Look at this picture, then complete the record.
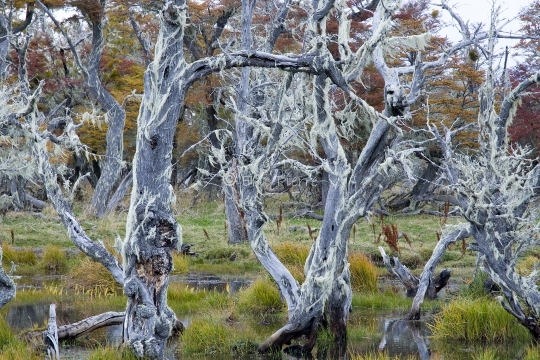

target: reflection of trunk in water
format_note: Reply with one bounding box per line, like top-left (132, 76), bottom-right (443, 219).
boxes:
top-left (378, 319), bottom-right (430, 360)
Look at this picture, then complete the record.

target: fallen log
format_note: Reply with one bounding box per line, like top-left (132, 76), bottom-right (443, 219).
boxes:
top-left (24, 312), bottom-right (185, 342)
top-left (25, 311), bottom-right (124, 342)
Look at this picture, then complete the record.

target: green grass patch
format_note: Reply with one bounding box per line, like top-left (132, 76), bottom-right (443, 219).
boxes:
top-left (350, 352), bottom-right (416, 360)
top-left (1, 243), bottom-right (37, 265)
top-left (0, 317), bottom-right (40, 360)
top-left (168, 283), bottom-right (231, 314)
top-left (180, 316), bottom-right (259, 356)
top-left (273, 241), bottom-right (311, 266)
top-left (273, 241), bottom-right (311, 282)
top-left (172, 253), bottom-right (189, 274)
top-left (204, 247), bottom-right (250, 260)
top-left (352, 291), bottom-right (443, 312)
top-left (431, 297), bottom-right (531, 342)
top-left (64, 257), bottom-right (121, 294)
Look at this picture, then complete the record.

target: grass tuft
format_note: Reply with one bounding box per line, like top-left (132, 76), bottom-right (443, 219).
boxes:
top-left (204, 247), bottom-right (250, 261)
top-left (431, 297), bottom-right (530, 342)
top-left (349, 251), bottom-right (377, 293)
top-left (1, 243), bottom-right (37, 266)
top-left (181, 316), bottom-right (260, 357)
top-left (236, 278), bottom-right (284, 317)
top-left (0, 318), bottom-right (40, 360)
top-left (41, 244), bottom-right (67, 274)
top-left (168, 283), bottom-right (231, 313)
top-left (181, 317), bottom-right (230, 355)
top-left (273, 241), bottom-right (311, 282)
top-left (64, 257), bottom-right (121, 295)
top-left (350, 351), bottom-right (417, 360)
top-left (273, 241), bottom-right (310, 266)
top-left (172, 253), bottom-right (189, 274)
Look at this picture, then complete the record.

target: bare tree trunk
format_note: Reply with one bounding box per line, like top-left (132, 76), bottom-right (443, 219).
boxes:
top-left (0, 4), bottom-right (34, 81)
top-left (104, 170), bottom-right (133, 215)
top-left (224, 180), bottom-right (248, 244)
top-left (85, 3), bottom-right (126, 218)
top-left (44, 304), bottom-right (60, 360)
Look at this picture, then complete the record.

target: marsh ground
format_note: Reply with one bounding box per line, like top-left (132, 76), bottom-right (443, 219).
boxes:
top-left (0, 190), bottom-right (536, 359)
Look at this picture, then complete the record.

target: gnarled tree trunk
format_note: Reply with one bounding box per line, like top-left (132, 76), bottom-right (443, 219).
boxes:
top-left (121, 2), bottom-right (186, 357)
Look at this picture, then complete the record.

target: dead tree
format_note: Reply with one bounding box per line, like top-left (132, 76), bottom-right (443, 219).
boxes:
top-left (210, 0), bottom-right (519, 352)
top-left (38, 0), bottom-right (127, 218)
top-left (422, 3), bottom-right (540, 337)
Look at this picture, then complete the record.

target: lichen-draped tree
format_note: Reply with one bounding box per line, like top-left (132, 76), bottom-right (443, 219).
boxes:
top-left (182, 2), bottom-right (248, 243)
top-left (37, 0), bottom-right (126, 218)
top-left (218, 0), bottom-right (521, 351)
top-left (118, 0), bottom-right (342, 356)
top-left (223, 0), bottom-right (427, 352)
top-left (401, 1), bottom-right (540, 321)
top-left (423, 6), bottom-right (540, 337)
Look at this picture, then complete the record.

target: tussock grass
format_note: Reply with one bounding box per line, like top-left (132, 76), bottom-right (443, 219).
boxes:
top-left (522, 345), bottom-right (540, 360)
top-left (1, 243), bottom-right (37, 265)
top-left (431, 297), bottom-right (530, 342)
top-left (172, 252), bottom-right (189, 274)
top-left (204, 247), bottom-right (250, 260)
top-left (273, 241), bottom-right (311, 282)
top-left (273, 241), bottom-right (311, 266)
top-left (0, 318), bottom-right (40, 360)
top-left (41, 244), bottom-right (67, 274)
top-left (472, 348), bottom-right (498, 360)
top-left (349, 251), bottom-right (378, 293)
top-left (235, 277), bottom-right (284, 317)
top-left (517, 255), bottom-right (539, 276)
top-left (181, 317), bottom-right (229, 355)
top-left (64, 257), bottom-right (121, 294)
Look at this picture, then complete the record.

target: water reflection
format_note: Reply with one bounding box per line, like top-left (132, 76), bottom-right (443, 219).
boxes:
top-left (12, 275), bottom-right (62, 290)
top-left (169, 274), bottom-right (250, 293)
top-left (378, 319), bottom-right (430, 360)
top-left (7, 302), bottom-right (80, 331)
